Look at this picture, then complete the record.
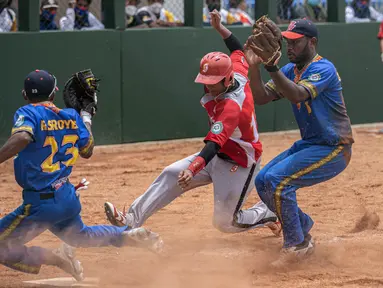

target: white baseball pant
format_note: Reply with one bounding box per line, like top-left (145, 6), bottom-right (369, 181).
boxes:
top-left (127, 154), bottom-right (277, 233)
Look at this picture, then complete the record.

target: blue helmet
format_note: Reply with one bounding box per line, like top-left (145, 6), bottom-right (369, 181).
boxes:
top-left (23, 69), bottom-right (58, 100)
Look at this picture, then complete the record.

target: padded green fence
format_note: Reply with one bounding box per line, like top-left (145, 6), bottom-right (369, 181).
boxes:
top-left (0, 22), bottom-right (381, 145)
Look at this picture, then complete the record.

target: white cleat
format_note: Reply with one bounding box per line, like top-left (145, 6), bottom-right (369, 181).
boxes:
top-left (123, 227), bottom-right (164, 254)
top-left (104, 202), bottom-right (134, 227)
top-left (52, 243), bottom-right (84, 282)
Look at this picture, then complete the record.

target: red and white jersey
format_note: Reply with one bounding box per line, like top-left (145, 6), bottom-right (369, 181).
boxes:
top-left (201, 50), bottom-right (262, 168)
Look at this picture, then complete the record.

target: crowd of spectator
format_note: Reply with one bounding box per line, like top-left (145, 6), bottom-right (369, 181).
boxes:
top-left (276, 0), bottom-right (327, 23)
top-left (39, 0), bottom-right (104, 31)
top-left (0, 0), bottom-right (383, 32)
top-left (1, 0), bottom-right (382, 63)
top-left (130, 0), bottom-right (183, 28)
top-left (345, 0), bottom-right (383, 23)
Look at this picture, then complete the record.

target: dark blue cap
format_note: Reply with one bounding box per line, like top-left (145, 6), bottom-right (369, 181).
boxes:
top-left (24, 69), bottom-right (58, 99)
top-left (282, 18), bottom-right (318, 39)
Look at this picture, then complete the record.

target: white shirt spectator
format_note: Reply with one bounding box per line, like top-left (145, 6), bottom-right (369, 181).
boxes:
top-left (0, 7), bottom-right (16, 32)
top-left (60, 8), bottom-right (104, 31)
top-left (345, 5), bottom-right (383, 23)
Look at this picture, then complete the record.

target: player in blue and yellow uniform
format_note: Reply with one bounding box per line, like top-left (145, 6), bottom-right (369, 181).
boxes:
top-left (0, 70), bottom-right (163, 281)
top-left (245, 19), bottom-right (354, 266)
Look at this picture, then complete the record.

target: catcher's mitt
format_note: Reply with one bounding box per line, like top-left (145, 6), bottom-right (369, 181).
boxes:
top-left (63, 69), bottom-right (100, 116)
top-left (248, 15), bottom-right (282, 66)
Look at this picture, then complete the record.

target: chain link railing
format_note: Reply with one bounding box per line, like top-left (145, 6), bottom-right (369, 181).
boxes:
top-left (2, 0), bottom-right (383, 32)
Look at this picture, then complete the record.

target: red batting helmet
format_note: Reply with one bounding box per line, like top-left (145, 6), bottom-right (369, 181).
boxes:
top-left (195, 52), bottom-right (234, 87)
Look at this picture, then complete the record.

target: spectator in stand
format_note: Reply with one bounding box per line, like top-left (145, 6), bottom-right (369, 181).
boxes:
top-left (228, 0), bottom-right (254, 26)
top-left (0, 0), bottom-right (16, 32)
top-left (203, 0), bottom-right (241, 25)
top-left (40, 0), bottom-right (59, 31)
top-left (346, 0), bottom-right (383, 23)
top-left (136, 0), bottom-right (183, 28)
top-left (125, 0), bottom-right (148, 28)
top-left (276, 0), bottom-right (305, 24)
top-left (60, 0), bottom-right (104, 31)
top-left (304, 0), bottom-right (327, 22)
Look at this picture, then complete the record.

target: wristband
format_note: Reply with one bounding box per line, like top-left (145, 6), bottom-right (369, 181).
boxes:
top-left (80, 110), bottom-right (92, 125)
top-left (187, 156), bottom-right (206, 176)
top-left (264, 65), bottom-right (280, 72)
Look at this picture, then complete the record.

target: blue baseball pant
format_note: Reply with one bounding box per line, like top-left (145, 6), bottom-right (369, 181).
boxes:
top-left (255, 140), bottom-right (351, 248)
top-left (0, 182), bottom-right (127, 274)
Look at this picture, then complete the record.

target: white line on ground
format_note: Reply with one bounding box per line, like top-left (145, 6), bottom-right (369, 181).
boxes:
top-left (23, 277), bottom-right (99, 287)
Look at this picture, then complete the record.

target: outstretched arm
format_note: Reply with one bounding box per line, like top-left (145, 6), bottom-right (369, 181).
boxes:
top-left (210, 10), bottom-right (243, 53)
top-left (267, 70), bottom-right (310, 104)
top-left (0, 132), bottom-right (32, 164)
top-left (244, 39), bottom-right (280, 105)
top-left (78, 111), bottom-right (94, 159)
top-left (247, 58), bottom-right (309, 105)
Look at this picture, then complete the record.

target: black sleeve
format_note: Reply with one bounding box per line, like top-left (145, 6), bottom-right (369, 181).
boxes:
top-left (199, 140), bottom-right (221, 165)
top-left (224, 33), bottom-right (243, 53)
top-left (137, 11), bottom-right (153, 25)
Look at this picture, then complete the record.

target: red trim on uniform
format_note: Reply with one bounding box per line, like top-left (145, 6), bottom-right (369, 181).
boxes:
top-left (32, 102), bottom-right (61, 114)
top-left (188, 156), bottom-right (206, 176)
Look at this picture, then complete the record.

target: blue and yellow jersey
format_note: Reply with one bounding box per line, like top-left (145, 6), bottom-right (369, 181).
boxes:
top-left (266, 55), bottom-right (354, 146)
top-left (11, 102), bottom-right (92, 191)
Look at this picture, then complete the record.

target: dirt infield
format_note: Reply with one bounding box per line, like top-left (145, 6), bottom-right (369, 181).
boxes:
top-left (1, 127), bottom-right (383, 288)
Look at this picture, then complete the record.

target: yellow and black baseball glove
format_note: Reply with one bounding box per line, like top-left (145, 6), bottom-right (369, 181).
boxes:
top-left (63, 69), bottom-right (100, 116)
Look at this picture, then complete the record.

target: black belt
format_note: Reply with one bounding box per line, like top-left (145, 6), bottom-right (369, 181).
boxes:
top-left (39, 193), bottom-right (54, 200)
top-left (217, 153), bottom-right (237, 164)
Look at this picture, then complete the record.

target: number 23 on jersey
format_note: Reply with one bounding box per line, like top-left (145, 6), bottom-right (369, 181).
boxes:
top-left (41, 135), bottom-right (79, 173)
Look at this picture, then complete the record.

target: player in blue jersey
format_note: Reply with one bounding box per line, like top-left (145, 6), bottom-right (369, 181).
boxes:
top-left (0, 69), bottom-right (163, 281)
top-left (244, 19), bottom-right (354, 266)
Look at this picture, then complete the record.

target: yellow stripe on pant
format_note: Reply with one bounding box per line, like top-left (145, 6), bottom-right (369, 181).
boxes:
top-left (0, 204), bottom-right (31, 241)
top-left (0, 204), bottom-right (41, 273)
top-left (274, 145), bottom-right (344, 223)
top-left (6, 262), bottom-right (40, 274)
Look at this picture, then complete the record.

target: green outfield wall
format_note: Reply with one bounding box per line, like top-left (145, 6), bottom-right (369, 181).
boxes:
top-left (0, 22), bottom-right (381, 144)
